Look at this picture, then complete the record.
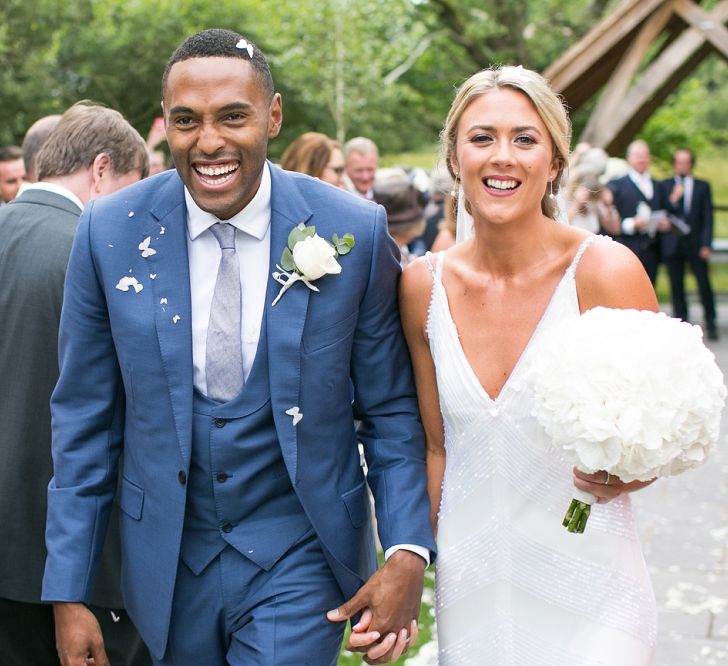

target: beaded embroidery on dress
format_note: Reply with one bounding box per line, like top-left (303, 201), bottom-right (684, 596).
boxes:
top-left (426, 236), bottom-right (657, 666)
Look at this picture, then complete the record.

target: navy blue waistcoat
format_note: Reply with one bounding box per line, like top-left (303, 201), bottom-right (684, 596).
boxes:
top-left (180, 323), bottom-right (311, 575)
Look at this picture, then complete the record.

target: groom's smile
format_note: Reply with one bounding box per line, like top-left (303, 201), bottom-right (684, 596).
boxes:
top-left (162, 56), bottom-right (282, 220)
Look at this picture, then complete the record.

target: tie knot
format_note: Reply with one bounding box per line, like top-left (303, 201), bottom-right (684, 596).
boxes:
top-left (209, 223), bottom-right (236, 250)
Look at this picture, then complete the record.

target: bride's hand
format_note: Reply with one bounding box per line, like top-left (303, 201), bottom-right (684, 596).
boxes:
top-left (572, 468), bottom-right (656, 503)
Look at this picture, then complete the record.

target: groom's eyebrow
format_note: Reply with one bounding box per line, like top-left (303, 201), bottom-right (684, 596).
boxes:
top-left (167, 102), bottom-right (254, 115)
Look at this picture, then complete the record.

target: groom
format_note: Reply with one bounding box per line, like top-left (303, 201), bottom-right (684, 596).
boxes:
top-left (43, 28), bottom-right (434, 666)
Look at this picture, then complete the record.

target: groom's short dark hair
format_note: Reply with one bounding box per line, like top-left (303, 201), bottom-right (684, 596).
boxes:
top-left (162, 28), bottom-right (274, 100)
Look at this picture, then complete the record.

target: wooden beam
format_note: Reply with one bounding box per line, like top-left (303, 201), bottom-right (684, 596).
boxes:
top-left (673, 0), bottom-right (728, 60)
top-left (545, 0), bottom-right (665, 95)
top-left (581, 0), bottom-right (678, 146)
top-left (592, 2), bottom-right (728, 152)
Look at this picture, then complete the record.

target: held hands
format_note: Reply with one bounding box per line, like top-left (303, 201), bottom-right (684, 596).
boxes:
top-left (53, 602), bottom-right (109, 666)
top-left (327, 550), bottom-right (426, 664)
top-left (573, 467), bottom-right (655, 504)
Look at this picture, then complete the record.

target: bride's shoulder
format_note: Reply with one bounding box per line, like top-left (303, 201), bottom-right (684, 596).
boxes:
top-left (400, 253), bottom-right (437, 303)
top-left (574, 235), bottom-right (658, 311)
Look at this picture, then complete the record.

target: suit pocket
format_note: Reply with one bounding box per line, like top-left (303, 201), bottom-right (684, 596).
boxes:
top-left (119, 476), bottom-right (144, 521)
top-left (302, 310), bottom-right (357, 354)
top-left (341, 480), bottom-right (369, 529)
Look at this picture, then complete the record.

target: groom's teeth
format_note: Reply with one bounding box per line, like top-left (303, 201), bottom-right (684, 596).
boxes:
top-left (486, 178), bottom-right (518, 190)
top-left (197, 163), bottom-right (238, 176)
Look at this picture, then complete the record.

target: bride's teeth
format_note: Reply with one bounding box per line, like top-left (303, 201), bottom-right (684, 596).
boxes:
top-left (486, 179), bottom-right (518, 190)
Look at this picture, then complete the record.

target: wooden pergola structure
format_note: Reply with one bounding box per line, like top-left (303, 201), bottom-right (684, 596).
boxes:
top-left (544, 0), bottom-right (728, 155)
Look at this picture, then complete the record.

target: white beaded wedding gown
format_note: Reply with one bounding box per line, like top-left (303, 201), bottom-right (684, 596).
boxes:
top-left (426, 236), bottom-right (657, 666)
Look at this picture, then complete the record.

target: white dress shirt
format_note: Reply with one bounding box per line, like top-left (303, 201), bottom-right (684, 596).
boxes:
top-left (679, 175), bottom-right (693, 214)
top-left (185, 164), bottom-right (429, 566)
top-left (21, 182), bottom-right (84, 211)
top-left (628, 169), bottom-right (653, 201)
top-left (186, 163), bottom-right (271, 394)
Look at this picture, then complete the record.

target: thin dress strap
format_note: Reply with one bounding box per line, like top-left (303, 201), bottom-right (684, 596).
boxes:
top-left (424, 250), bottom-right (445, 281)
top-left (424, 251), bottom-right (445, 340)
top-left (565, 234), bottom-right (600, 278)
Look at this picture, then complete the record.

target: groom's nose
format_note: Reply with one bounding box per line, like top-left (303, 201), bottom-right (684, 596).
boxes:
top-left (197, 121), bottom-right (226, 155)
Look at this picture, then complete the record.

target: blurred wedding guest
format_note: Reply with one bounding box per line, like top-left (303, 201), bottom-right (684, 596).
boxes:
top-left (21, 115), bottom-right (62, 184)
top-left (145, 116), bottom-right (171, 176)
top-left (410, 160), bottom-right (454, 255)
top-left (0, 145), bottom-right (26, 204)
top-left (607, 140), bottom-right (670, 284)
top-left (148, 148), bottom-right (170, 175)
top-left (430, 193), bottom-right (457, 252)
top-left (344, 136), bottom-right (379, 199)
top-left (565, 167), bottom-right (620, 235)
top-left (280, 131), bottom-right (346, 188)
top-left (373, 168), bottom-right (426, 267)
top-left (0, 101), bottom-right (151, 666)
top-left (661, 148), bottom-right (718, 339)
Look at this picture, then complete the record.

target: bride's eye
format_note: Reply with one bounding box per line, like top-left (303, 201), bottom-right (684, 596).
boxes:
top-left (515, 135), bottom-right (536, 145)
top-left (470, 133), bottom-right (492, 144)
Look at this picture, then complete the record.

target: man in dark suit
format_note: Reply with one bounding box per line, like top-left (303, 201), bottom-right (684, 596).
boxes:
top-left (607, 140), bottom-right (670, 284)
top-left (43, 30), bottom-right (434, 666)
top-left (0, 102), bottom-right (151, 665)
top-left (661, 148), bottom-right (718, 340)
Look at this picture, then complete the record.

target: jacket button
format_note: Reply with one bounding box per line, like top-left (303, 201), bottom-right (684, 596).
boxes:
top-left (221, 522), bottom-right (233, 533)
top-left (178, 471), bottom-right (187, 485)
top-left (213, 418), bottom-right (226, 428)
top-left (216, 472), bottom-right (228, 483)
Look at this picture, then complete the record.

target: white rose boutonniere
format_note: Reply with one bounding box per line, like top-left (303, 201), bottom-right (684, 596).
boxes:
top-left (271, 223), bottom-right (355, 305)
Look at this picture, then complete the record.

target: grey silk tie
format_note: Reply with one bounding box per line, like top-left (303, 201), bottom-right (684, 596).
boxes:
top-left (206, 223), bottom-right (244, 401)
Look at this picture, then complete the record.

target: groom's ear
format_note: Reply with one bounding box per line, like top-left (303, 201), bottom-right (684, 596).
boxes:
top-left (267, 93), bottom-right (283, 139)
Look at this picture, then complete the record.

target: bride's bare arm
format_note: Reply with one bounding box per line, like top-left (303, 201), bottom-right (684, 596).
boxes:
top-left (399, 258), bottom-right (446, 534)
top-left (574, 237), bottom-right (659, 313)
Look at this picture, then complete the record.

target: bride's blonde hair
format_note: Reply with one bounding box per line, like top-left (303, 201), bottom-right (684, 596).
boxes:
top-left (441, 66), bottom-right (571, 221)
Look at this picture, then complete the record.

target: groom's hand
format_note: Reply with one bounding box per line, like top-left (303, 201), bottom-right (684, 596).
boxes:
top-left (53, 602), bottom-right (109, 666)
top-left (327, 549), bottom-right (426, 664)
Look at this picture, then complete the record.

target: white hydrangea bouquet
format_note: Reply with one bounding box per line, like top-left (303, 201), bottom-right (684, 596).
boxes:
top-left (528, 307), bottom-right (726, 533)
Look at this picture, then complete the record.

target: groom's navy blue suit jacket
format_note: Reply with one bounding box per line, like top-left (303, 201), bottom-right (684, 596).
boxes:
top-left (42, 164), bottom-right (435, 656)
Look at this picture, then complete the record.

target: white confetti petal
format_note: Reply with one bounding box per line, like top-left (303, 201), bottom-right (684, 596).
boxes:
top-left (150, 273), bottom-right (157, 279)
top-left (115, 276), bottom-right (143, 293)
top-left (285, 406), bottom-right (303, 426)
top-left (172, 315), bottom-right (181, 324)
top-left (128, 211), bottom-right (134, 218)
top-left (160, 226), bottom-right (166, 234)
top-left (160, 298), bottom-right (168, 305)
top-left (138, 236), bottom-right (157, 258)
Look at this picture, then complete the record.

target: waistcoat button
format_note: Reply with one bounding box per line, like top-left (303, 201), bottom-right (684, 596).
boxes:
top-left (178, 470), bottom-right (187, 485)
top-left (213, 418), bottom-right (226, 428)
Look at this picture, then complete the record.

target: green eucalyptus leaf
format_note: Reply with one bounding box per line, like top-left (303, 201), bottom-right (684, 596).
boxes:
top-left (280, 247), bottom-right (296, 272)
top-left (302, 225), bottom-right (316, 238)
top-left (331, 233), bottom-right (340, 245)
top-left (336, 242), bottom-right (351, 256)
top-left (342, 233), bottom-right (355, 248)
top-left (287, 227), bottom-right (307, 250)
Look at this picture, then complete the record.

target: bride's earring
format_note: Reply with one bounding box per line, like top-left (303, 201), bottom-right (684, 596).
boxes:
top-left (549, 179), bottom-right (555, 200)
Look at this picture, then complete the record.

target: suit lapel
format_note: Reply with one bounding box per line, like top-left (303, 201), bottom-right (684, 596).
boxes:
top-left (265, 164), bottom-right (313, 482)
top-left (143, 174), bottom-right (194, 465)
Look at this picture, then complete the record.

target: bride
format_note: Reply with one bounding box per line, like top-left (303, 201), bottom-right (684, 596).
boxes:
top-left (400, 66), bottom-right (658, 665)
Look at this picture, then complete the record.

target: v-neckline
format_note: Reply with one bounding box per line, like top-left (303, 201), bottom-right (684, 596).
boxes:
top-left (436, 258), bottom-right (574, 406)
